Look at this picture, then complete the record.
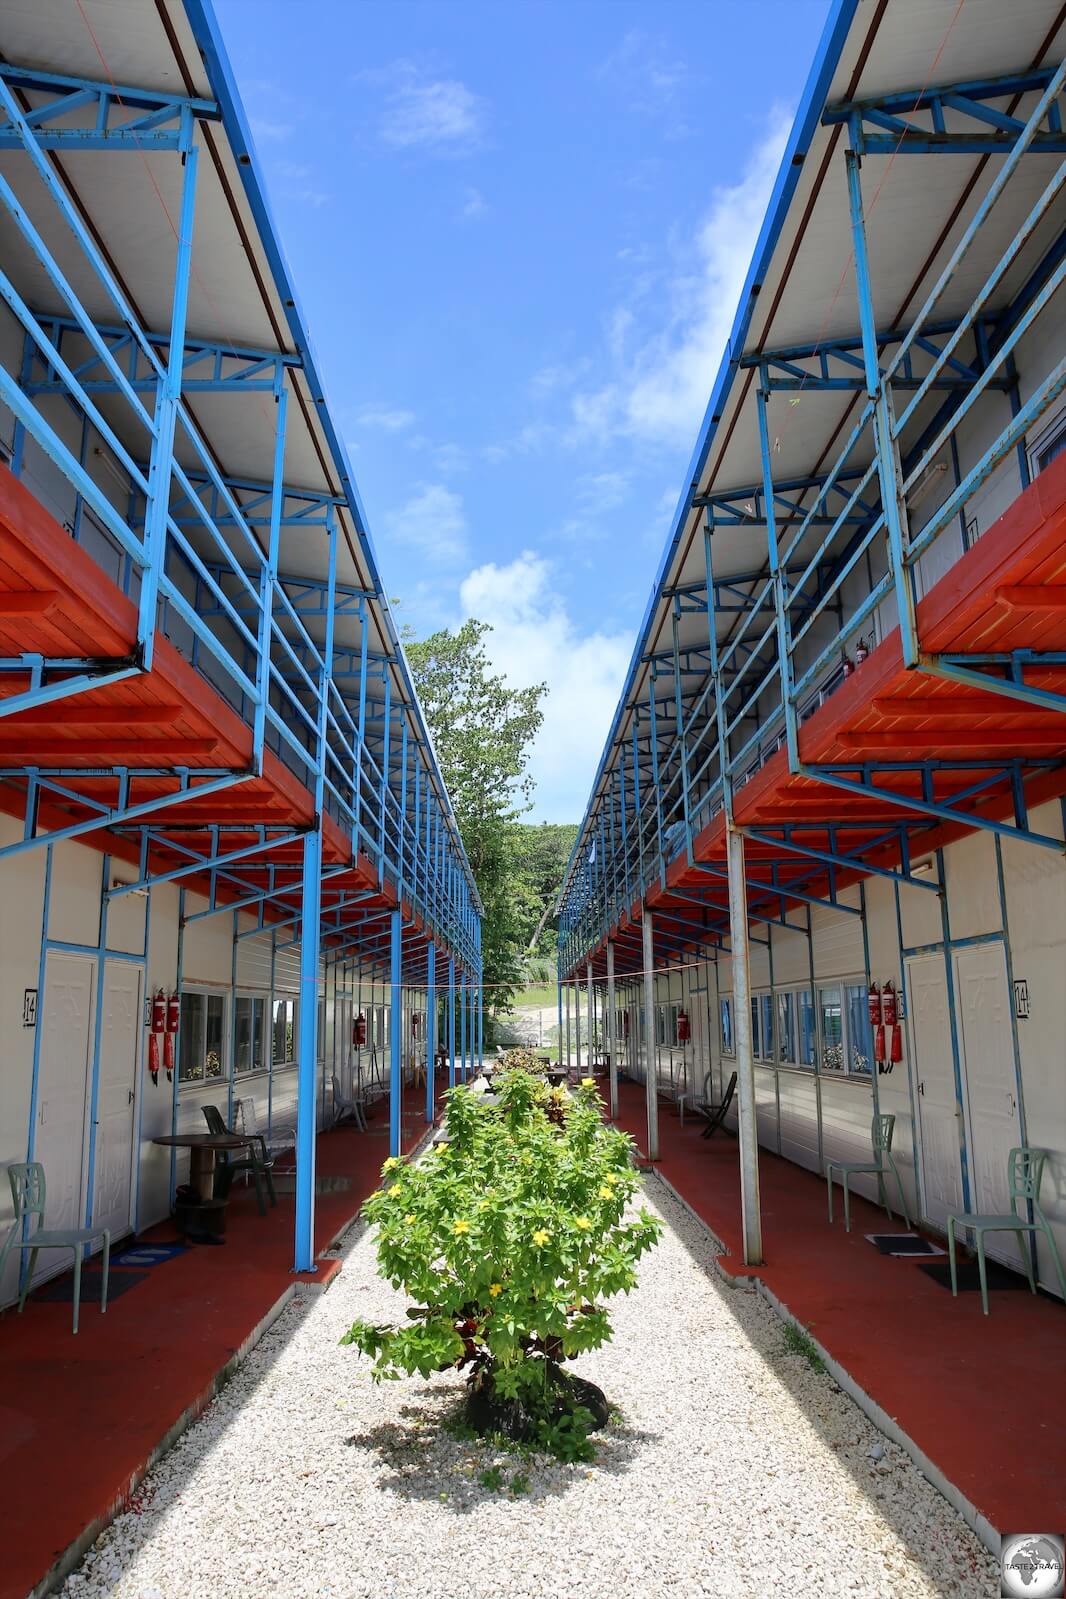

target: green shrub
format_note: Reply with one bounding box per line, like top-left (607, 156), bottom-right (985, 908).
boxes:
top-left (341, 1073), bottom-right (661, 1458)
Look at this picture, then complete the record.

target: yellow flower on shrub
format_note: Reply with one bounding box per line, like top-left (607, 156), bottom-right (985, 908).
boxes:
top-left (488, 1282), bottom-right (503, 1297)
top-left (453, 1219), bottom-right (471, 1236)
top-left (531, 1228), bottom-right (550, 1247)
top-left (404, 1213), bottom-right (416, 1225)
top-left (598, 1185), bottom-right (614, 1200)
top-left (581, 1077), bottom-right (596, 1088)
top-left (574, 1216), bottom-right (592, 1231)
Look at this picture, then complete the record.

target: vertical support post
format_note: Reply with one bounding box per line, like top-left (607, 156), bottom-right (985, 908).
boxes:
top-left (642, 906), bottom-right (659, 1159)
top-left (564, 979), bottom-right (571, 1070)
top-left (294, 825), bottom-right (322, 1274)
top-left (426, 942), bottom-right (436, 1123)
top-left (389, 909), bottom-right (402, 1157)
top-left (586, 960), bottom-right (594, 1075)
top-left (253, 375), bottom-right (287, 768)
top-left (448, 956), bottom-right (456, 1087)
top-left (845, 147), bottom-right (918, 666)
top-left (477, 970), bottom-right (483, 1071)
top-left (557, 970), bottom-right (564, 1071)
top-left (460, 970), bottom-right (467, 1083)
top-left (606, 937), bottom-right (618, 1119)
top-left (575, 970), bottom-right (582, 1075)
top-left (756, 383), bottom-right (799, 769)
top-left (726, 823), bottom-right (763, 1265)
top-left (139, 117), bottom-right (198, 668)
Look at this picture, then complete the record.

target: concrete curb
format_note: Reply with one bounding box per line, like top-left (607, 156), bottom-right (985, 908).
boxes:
top-left (645, 1168), bottom-right (1001, 1561)
top-left (30, 1120), bottom-right (443, 1596)
top-left (31, 1284), bottom-right (297, 1599)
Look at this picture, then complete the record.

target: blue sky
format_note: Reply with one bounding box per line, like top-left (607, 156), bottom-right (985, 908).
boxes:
top-left (217, 0), bottom-right (832, 821)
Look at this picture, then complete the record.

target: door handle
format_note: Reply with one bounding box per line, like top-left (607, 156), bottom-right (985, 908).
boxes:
top-left (917, 1081), bottom-right (925, 1096)
top-left (128, 1089), bottom-right (135, 1105)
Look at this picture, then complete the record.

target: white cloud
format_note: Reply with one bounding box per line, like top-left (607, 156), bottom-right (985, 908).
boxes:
top-left (596, 31), bottom-right (691, 138)
top-left (461, 186), bottom-right (489, 219)
top-left (571, 108), bottom-right (791, 448)
top-left (249, 115), bottom-right (292, 143)
top-left (382, 482), bottom-right (468, 565)
top-left (576, 470), bottom-right (629, 517)
top-left (458, 552), bottom-right (631, 822)
top-left (369, 63), bottom-right (485, 151)
top-left (356, 403), bottom-right (417, 433)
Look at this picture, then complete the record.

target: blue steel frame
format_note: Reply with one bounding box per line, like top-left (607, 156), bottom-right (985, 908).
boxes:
top-left (558, 51), bottom-right (1066, 985)
top-left (0, 23), bottom-right (483, 1270)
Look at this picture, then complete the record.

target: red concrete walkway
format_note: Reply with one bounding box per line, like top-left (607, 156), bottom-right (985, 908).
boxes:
top-left (615, 1078), bottom-right (1066, 1539)
top-left (0, 1080), bottom-right (439, 1599)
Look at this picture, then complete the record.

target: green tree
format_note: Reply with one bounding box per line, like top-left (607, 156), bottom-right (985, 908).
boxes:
top-left (508, 821), bottom-right (578, 969)
top-left (403, 620), bottom-right (546, 1028)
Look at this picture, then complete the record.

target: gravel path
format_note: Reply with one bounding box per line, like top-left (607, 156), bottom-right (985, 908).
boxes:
top-left (62, 1177), bottom-right (998, 1599)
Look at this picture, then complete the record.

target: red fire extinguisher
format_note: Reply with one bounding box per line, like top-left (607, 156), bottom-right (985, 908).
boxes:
top-left (868, 981), bottom-right (886, 1069)
top-left (855, 636), bottom-right (870, 666)
top-left (677, 1007), bottom-right (690, 1043)
top-left (147, 989), bottom-right (166, 1084)
top-left (354, 1012), bottom-right (367, 1046)
top-left (412, 1011), bottom-right (421, 1039)
top-left (890, 1023), bottom-right (903, 1067)
top-left (881, 982), bottom-right (898, 1026)
top-left (163, 991), bottom-right (180, 1082)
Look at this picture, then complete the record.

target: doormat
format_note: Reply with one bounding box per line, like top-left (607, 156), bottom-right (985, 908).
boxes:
top-left (865, 1233), bottom-right (946, 1257)
top-left (111, 1243), bottom-right (187, 1269)
top-left (920, 1261), bottom-right (1029, 1292)
top-left (30, 1268), bottom-right (148, 1304)
top-left (273, 1174), bottom-right (352, 1195)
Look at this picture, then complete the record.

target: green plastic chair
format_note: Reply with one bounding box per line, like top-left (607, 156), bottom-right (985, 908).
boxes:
top-left (0, 1163), bottom-right (110, 1334)
top-left (948, 1147), bottom-right (1066, 1316)
top-left (826, 1113), bottom-right (909, 1233)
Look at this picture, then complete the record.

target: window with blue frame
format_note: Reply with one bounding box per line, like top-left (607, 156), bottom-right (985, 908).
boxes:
top-left (758, 993), bottom-right (775, 1062)
top-left (777, 991), bottom-right (796, 1064)
top-left (799, 989), bottom-right (816, 1066)
top-left (819, 987), bottom-right (845, 1073)
top-left (846, 983), bottom-right (874, 1075)
top-left (720, 995), bottom-right (734, 1056)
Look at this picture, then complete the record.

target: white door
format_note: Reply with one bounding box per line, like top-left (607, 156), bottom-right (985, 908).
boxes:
top-left (906, 953), bottom-right (964, 1230)
top-left (91, 961), bottom-right (140, 1244)
top-left (952, 943), bottom-right (1023, 1267)
top-left (35, 953), bottom-right (95, 1265)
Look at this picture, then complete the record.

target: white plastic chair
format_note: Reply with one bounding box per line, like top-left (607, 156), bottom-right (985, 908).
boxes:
top-left (0, 1162), bottom-right (109, 1334)
top-left (235, 1097), bottom-right (295, 1165)
top-left (331, 1073), bottom-right (367, 1132)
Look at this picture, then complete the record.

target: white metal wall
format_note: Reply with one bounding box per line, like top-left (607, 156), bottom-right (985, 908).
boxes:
top-left (665, 798), bottom-right (1066, 1297)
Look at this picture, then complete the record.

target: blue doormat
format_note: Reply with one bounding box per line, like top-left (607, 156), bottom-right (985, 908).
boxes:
top-left (30, 1268), bottom-right (148, 1304)
top-left (111, 1243), bottom-right (187, 1269)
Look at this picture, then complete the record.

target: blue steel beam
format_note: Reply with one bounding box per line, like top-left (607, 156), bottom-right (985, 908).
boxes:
top-left (0, 64), bottom-right (218, 149)
top-left (824, 67), bottom-right (1066, 155)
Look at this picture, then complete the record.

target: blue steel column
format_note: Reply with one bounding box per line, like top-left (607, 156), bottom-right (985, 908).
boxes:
top-left (389, 909), bottom-right (402, 1157)
top-left (460, 970), bottom-right (467, 1083)
top-left (448, 955), bottom-right (456, 1087)
top-left (139, 112), bottom-right (198, 669)
top-left (425, 942), bottom-right (437, 1122)
top-left (477, 971), bottom-right (483, 1073)
top-left (293, 826), bottom-right (322, 1273)
top-left (844, 147), bottom-right (918, 667)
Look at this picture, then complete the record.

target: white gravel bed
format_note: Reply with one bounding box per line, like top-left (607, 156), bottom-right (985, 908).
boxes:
top-left (61, 1179), bottom-right (998, 1599)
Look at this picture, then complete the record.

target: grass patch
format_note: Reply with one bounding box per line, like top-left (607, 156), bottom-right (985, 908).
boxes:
top-left (782, 1321), bottom-right (826, 1373)
top-left (506, 983), bottom-right (558, 1010)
